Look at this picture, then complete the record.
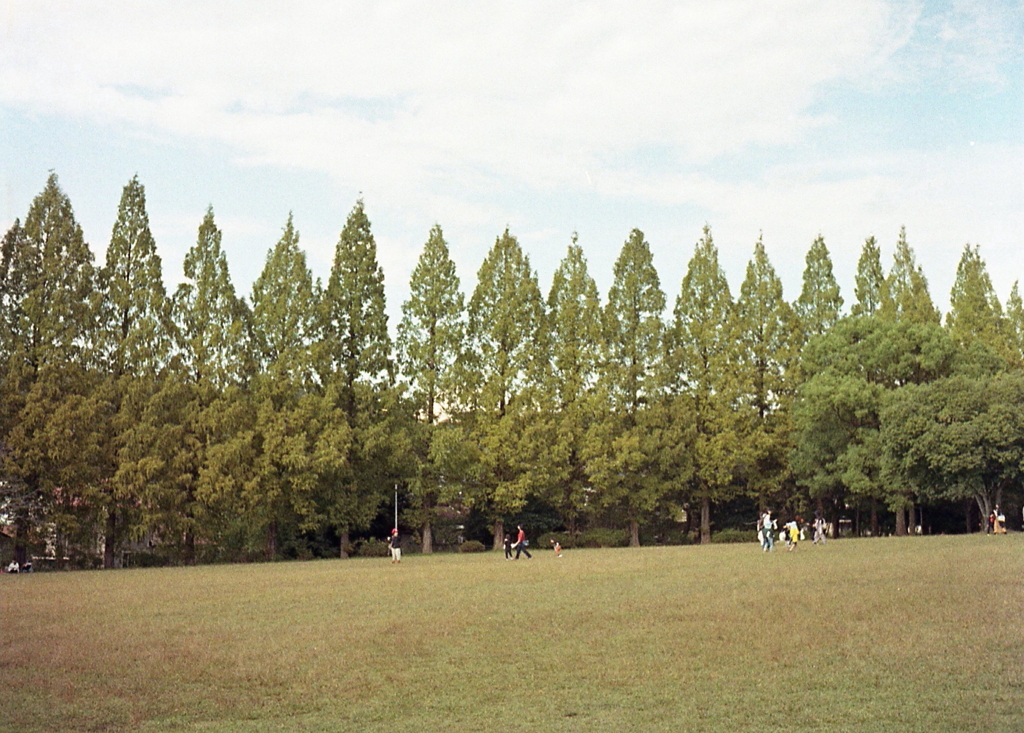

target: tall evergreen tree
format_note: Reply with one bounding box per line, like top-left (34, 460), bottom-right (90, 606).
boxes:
top-left (397, 224), bottom-right (468, 553)
top-left (733, 235), bottom-right (798, 512)
top-left (97, 176), bottom-right (172, 377)
top-left (880, 226), bottom-right (939, 325)
top-left (172, 207), bottom-right (250, 388)
top-left (795, 235), bottom-right (843, 341)
top-left (852, 236), bottom-right (885, 317)
top-left (464, 228), bottom-right (548, 547)
top-left (244, 214), bottom-right (348, 558)
top-left (544, 236), bottom-right (603, 535)
top-left (585, 228), bottom-right (667, 547)
top-left (397, 224), bottom-right (465, 423)
top-left (946, 244), bottom-right (1009, 363)
top-left (250, 214), bottom-right (319, 383)
top-left (669, 225), bottom-right (738, 544)
top-left (1006, 282), bottom-right (1024, 367)
top-left (320, 200), bottom-right (398, 555)
top-left (144, 206), bottom-right (252, 562)
top-left (321, 199), bottom-right (393, 409)
top-left (0, 174), bottom-right (98, 566)
top-left (0, 220), bottom-right (32, 369)
top-left (94, 175), bottom-right (173, 567)
top-left (600, 229), bottom-right (665, 414)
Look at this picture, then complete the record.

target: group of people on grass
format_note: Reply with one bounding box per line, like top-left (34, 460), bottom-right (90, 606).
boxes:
top-left (386, 524), bottom-right (556, 564)
top-left (503, 525), bottom-right (533, 560)
top-left (758, 510), bottom-right (828, 552)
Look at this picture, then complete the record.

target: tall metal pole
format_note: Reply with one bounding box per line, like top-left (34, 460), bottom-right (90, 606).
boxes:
top-left (394, 485), bottom-right (398, 531)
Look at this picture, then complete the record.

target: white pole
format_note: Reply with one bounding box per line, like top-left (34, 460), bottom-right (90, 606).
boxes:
top-left (394, 485), bottom-right (398, 531)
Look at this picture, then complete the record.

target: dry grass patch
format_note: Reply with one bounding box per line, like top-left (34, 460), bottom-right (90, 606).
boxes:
top-left (1, 534), bottom-right (1022, 732)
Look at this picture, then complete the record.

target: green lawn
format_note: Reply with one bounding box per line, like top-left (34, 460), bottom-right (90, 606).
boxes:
top-left (2, 534), bottom-right (1022, 732)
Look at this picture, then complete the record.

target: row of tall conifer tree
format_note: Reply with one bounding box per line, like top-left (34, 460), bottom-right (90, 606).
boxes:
top-left (2, 173), bottom-right (1022, 567)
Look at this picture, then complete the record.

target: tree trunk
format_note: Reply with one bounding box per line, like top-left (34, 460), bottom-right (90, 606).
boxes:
top-left (184, 529), bottom-right (196, 565)
top-left (975, 495), bottom-right (992, 533)
top-left (629, 517), bottom-right (640, 547)
top-left (870, 502), bottom-right (879, 538)
top-left (895, 506), bottom-right (907, 536)
top-left (104, 511), bottom-right (116, 568)
top-left (183, 501), bottom-right (196, 565)
top-left (266, 521), bottom-right (278, 560)
top-left (14, 517), bottom-right (29, 567)
top-left (421, 519), bottom-right (433, 554)
top-left (908, 504), bottom-right (917, 535)
top-left (700, 496), bottom-right (711, 545)
top-left (493, 519), bottom-right (504, 551)
top-left (339, 527), bottom-right (350, 558)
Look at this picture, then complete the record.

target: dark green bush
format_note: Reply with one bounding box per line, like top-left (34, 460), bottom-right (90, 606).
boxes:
top-left (536, 531), bottom-right (574, 550)
top-left (357, 538), bottom-right (391, 557)
top-left (579, 528), bottom-right (629, 548)
top-left (710, 529), bottom-right (758, 544)
top-left (458, 540), bottom-right (487, 553)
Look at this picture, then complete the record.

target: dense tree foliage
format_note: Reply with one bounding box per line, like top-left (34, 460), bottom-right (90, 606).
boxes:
top-left (397, 224), bottom-right (467, 552)
top-left (2, 173), bottom-right (1021, 567)
top-left (585, 228), bottom-right (667, 547)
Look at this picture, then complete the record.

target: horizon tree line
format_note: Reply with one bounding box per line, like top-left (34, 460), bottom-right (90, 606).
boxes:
top-left (2, 173), bottom-right (1023, 567)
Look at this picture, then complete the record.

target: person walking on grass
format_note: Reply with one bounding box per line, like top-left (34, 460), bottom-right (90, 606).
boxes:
top-left (504, 533), bottom-right (513, 560)
top-left (812, 511), bottom-right (827, 545)
top-left (785, 520), bottom-right (800, 551)
top-left (514, 525), bottom-right (532, 559)
top-left (761, 510), bottom-right (775, 552)
top-left (389, 528), bottom-right (402, 563)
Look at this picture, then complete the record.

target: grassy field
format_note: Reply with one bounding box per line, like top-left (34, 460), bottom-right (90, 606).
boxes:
top-left (1, 534), bottom-right (1022, 732)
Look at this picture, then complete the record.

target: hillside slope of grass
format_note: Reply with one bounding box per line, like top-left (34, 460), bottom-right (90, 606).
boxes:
top-left (2, 534), bottom-right (1022, 732)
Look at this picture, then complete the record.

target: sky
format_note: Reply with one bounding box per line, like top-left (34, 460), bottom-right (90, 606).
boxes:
top-left (2, 0), bottom-right (1022, 327)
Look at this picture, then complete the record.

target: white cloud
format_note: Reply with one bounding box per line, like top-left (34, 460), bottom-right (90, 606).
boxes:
top-left (0, 1), bottom-right (914, 202)
top-left (2, 1), bottom-right (1020, 319)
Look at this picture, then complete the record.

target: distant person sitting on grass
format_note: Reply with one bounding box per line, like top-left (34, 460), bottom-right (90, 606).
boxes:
top-left (514, 525), bottom-right (532, 559)
top-left (389, 528), bottom-right (401, 563)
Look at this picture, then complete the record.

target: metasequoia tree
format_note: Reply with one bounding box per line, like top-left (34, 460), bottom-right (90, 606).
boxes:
top-left (244, 214), bottom-right (349, 558)
top-left (94, 175), bottom-right (173, 567)
top-left (880, 226), bottom-right (939, 325)
top-left (795, 235), bottom-right (843, 342)
top-left (147, 206), bottom-right (252, 562)
top-left (464, 228), bottom-right (548, 548)
top-left (544, 237), bottom-right (603, 535)
top-left (0, 174), bottom-right (98, 566)
top-left (668, 225), bottom-right (738, 544)
top-left (319, 200), bottom-right (400, 556)
top-left (586, 228), bottom-right (668, 547)
top-left (852, 236), bottom-right (885, 317)
top-left (733, 236), bottom-right (798, 514)
top-left (397, 224), bottom-right (468, 552)
top-left (946, 244), bottom-right (1011, 365)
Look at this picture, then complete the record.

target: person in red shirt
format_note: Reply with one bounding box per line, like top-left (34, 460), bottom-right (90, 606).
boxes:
top-left (514, 525), bottom-right (532, 559)
top-left (389, 528), bottom-right (401, 563)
